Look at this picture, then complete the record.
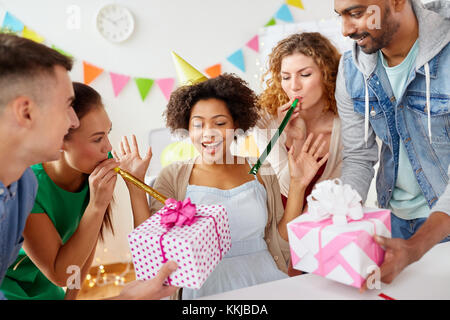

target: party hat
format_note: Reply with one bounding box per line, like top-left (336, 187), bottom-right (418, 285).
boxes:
top-left (171, 51), bottom-right (208, 86)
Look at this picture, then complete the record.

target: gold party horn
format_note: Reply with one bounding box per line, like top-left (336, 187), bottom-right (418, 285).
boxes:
top-left (114, 167), bottom-right (167, 204)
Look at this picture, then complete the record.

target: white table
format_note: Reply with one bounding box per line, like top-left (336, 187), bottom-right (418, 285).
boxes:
top-left (198, 241), bottom-right (450, 300)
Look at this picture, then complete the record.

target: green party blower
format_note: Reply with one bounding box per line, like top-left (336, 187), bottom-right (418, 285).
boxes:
top-left (249, 98), bottom-right (300, 175)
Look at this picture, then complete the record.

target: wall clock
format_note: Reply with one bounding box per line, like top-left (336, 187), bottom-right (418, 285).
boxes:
top-left (96, 4), bottom-right (135, 43)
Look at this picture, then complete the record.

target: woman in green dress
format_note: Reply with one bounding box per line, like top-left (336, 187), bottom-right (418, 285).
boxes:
top-left (1, 82), bottom-right (119, 300)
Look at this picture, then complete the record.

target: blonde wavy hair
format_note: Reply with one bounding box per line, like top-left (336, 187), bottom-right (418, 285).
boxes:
top-left (259, 32), bottom-right (341, 116)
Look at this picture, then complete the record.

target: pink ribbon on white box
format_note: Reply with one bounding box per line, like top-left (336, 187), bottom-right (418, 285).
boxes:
top-left (160, 198), bottom-right (198, 228)
top-left (315, 215), bottom-right (379, 282)
top-left (303, 179), bottom-right (380, 286)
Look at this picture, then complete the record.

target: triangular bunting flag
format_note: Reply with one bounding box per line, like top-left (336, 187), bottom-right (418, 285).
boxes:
top-left (246, 35), bottom-right (259, 53)
top-left (110, 72), bottom-right (131, 97)
top-left (51, 45), bottom-right (73, 58)
top-left (275, 4), bottom-right (294, 22)
top-left (264, 17), bottom-right (276, 27)
top-left (83, 61), bottom-right (104, 85)
top-left (22, 26), bottom-right (45, 43)
top-left (134, 78), bottom-right (154, 101)
top-left (156, 78), bottom-right (175, 101)
top-left (286, 0), bottom-right (305, 10)
top-left (227, 49), bottom-right (245, 72)
top-left (204, 64), bottom-right (221, 78)
top-left (2, 12), bottom-right (24, 33)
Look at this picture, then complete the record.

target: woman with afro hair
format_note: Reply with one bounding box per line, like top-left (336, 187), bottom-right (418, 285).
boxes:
top-left (115, 73), bottom-right (314, 299)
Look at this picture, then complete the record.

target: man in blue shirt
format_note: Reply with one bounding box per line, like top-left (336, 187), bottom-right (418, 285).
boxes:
top-left (0, 169), bottom-right (38, 300)
top-left (0, 34), bottom-right (178, 300)
top-left (0, 33), bottom-right (79, 300)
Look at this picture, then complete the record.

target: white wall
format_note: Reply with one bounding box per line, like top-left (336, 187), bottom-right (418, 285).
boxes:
top-left (0, 0), bottom-right (398, 265)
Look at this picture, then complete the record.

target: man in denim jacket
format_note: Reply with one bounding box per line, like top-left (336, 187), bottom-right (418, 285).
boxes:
top-left (334, 0), bottom-right (450, 284)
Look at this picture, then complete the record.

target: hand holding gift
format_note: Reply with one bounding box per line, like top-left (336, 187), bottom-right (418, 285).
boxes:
top-left (287, 179), bottom-right (391, 288)
top-left (115, 261), bottom-right (179, 300)
top-left (360, 235), bottom-right (416, 293)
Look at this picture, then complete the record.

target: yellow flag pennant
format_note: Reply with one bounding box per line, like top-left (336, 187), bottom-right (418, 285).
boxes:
top-left (286, 0), bottom-right (304, 10)
top-left (22, 26), bottom-right (45, 43)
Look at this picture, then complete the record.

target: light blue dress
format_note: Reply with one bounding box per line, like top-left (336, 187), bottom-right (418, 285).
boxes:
top-left (182, 172), bottom-right (288, 300)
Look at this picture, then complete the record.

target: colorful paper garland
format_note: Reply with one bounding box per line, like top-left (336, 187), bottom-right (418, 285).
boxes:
top-left (1, 1), bottom-right (305, 100)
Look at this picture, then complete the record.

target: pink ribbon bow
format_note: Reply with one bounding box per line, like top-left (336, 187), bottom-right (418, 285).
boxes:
top-left (160, 198), bottom-right (198, 229)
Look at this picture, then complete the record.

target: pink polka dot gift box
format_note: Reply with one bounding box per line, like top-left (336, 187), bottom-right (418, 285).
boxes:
top-left (128, 198), bottom-right (231, 289)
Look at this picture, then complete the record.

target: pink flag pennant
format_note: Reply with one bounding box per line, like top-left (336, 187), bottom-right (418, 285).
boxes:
top-left (156, 78), bottom-right (175, 101)
top-left (110, 72), bottom-right (131, 97)
top-left (246, 35), bottom-right (259, 53)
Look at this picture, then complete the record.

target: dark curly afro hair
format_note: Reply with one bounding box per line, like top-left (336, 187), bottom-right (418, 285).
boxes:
top-left (164, 73), bottom-right (260, 133)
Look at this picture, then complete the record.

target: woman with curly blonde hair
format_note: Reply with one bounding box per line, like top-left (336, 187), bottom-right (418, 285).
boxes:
top-left (254, 32), bottom-right (343, 213)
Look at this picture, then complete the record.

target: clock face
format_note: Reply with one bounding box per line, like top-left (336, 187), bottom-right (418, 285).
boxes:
top-left (96, 4), bottom-right (134, 43)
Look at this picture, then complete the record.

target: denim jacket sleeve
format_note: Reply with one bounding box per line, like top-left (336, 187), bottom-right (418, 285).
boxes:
top-left (335, 55), bottom-right (379, 203)
top-left (432, 165), bottom-right (450, 216)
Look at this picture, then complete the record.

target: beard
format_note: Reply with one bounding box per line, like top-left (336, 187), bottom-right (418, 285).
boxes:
top-left (352, 6), bottom-right (400, 54)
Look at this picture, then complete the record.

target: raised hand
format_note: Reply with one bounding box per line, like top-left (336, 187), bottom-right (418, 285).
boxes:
top-left (112, 135), bottom-right (152, 182)
top-left (288, 133), bottom-right (329, 188)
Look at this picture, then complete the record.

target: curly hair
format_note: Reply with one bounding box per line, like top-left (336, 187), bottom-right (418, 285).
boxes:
top-left (164, 73), bottom-right (259, 133)
top-left (259, 32), bottom-right (341, 116)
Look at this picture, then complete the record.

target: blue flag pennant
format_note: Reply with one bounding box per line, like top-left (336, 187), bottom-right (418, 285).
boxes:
top-left (275, 4), bottom-right (294, 23)
top-left (226, 49), bottom-right (245, 72)
top-left (2, 12), bottom-right (24, 33)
